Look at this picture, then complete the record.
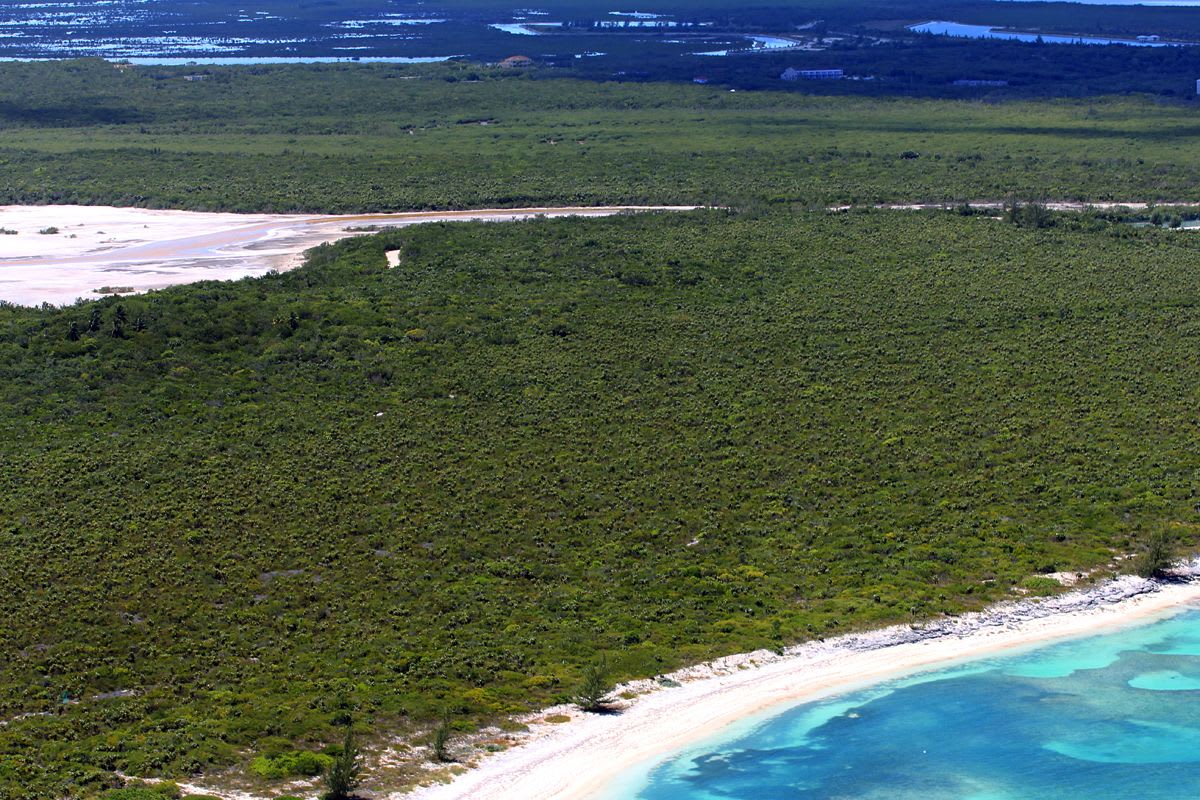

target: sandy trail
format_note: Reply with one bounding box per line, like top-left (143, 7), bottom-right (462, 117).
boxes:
top-left (0, 205), bottom-right (696, 306)
top-left (403, 571), bottom-right (1200, 800)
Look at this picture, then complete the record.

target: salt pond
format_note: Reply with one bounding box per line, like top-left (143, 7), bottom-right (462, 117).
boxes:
top-left (910, 20), bottom-right (1184, 46)
top-left (696, 34), bottom-right (798, 56)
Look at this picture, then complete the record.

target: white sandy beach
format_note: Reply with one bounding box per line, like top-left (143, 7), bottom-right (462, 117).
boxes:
top-left (0, 205), bottom-right (696, 306)
top-left (402, 570), bottom-right (1200, 800)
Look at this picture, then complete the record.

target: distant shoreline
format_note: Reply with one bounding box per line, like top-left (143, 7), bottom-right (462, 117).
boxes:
top-left (403, 566), bottom-right (1200, 800)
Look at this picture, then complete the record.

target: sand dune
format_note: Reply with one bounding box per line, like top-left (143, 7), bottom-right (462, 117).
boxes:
top-left (0, 205), bottom-right (696, 306)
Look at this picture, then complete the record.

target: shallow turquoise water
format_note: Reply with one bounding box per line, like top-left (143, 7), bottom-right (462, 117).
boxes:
top-left (617, 606), bottom-right (1200, 800)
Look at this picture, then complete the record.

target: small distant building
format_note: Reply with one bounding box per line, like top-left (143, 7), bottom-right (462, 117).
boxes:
top-left (953, 79), bottom-right (1008, 87)
top-left (499, 55), bottom-right (534, 68)
top-left (182, 74), bottom-right (209, 82)
top-left (781, 67), bottom-right (843, 81)
top-left (693, 76), bottom-right (709, 84)
top-left (1137, 34), bottom-right (1160, 42)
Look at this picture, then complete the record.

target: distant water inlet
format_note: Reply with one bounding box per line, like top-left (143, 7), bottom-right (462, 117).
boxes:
top-left (616, 607), bottom-right (1200, 799)
top-left (909, 20), bottom-right (1188, 47)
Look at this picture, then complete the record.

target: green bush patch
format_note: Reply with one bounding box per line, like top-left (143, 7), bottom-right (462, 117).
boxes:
top-left (249, 751), bottom-right (334, 780)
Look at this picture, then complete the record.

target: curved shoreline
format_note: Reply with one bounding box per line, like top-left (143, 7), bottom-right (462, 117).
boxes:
top-left (403, 569), bottom-right (1200, 800)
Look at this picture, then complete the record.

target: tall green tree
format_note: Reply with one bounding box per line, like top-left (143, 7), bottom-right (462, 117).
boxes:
top-left (574, 657), bottom-right (615, 713)
top-left (430, 716), bottom-right (452, 763)
top-left (322, 726), bottom-right (361, 800)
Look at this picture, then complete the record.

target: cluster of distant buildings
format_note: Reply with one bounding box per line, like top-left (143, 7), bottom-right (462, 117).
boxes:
top-left (780, 67), bottom-right (843, 80)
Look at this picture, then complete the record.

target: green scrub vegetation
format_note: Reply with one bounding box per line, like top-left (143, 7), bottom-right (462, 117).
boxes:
top-left (2, 207), bottom-right (1199, 796)
top-left (4, 60), bottom-right (1200, 211)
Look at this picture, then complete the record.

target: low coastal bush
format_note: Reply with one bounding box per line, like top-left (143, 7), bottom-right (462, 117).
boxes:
top-left (1020, 576), bottom-right (1062, 596)
top-left (250, 750), bottom-right (333, 780)
top-left (1135, 530), bottom-right (1176, 579)
top-left (101, 786), bottom-right (178, 800)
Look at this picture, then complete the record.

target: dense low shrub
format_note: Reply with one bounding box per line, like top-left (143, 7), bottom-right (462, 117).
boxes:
top-left (250, 751), bottom-right (334, 780)
top-left (101, 786), bottom-right (178, 800)
top-left (4, 203), bottom-right (1200, 798)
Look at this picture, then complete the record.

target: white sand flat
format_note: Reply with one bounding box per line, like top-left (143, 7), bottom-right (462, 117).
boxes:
top-left (0, 205), bottom-right (697, 306)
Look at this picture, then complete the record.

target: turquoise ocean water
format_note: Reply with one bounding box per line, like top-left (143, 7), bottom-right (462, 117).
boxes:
top-left (613, 605), bottom-right (1200, 800)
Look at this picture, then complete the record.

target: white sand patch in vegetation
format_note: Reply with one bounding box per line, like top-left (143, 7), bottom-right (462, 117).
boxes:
top-left (0, 205), bottom-right (697, 306)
